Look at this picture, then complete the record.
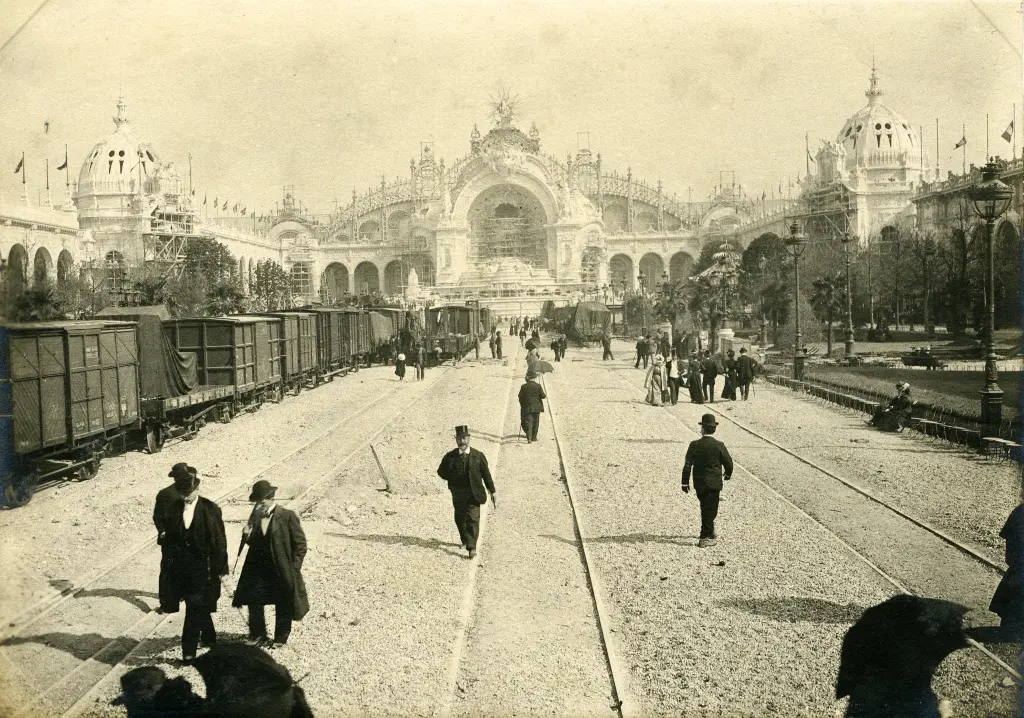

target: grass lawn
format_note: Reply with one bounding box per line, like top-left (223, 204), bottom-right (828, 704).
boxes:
top-left (803, 366), bottom-right (1021, 424)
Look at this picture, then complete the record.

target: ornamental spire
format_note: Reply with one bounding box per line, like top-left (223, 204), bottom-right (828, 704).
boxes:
top-left (113, 94), bottom-right (130, 128)
top-left (865, 62), bottom-right (883, 106)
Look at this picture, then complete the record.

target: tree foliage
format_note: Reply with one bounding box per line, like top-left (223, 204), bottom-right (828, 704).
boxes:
top-left (249, 260), bottom-right (291, 311)
top-left (810, 272), bottom-right (845, 356)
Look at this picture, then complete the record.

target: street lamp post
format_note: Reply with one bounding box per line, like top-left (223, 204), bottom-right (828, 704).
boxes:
top-left (758, 255), bottom-right (769, 346)
top-left (967, 160), bottom-right (1013, 439)
top-left (637, 271), bottom-right (647, 333)
top-left (841, 232), bottom-right (857, 361)
top-left (785, 222), bottom-right (808, 380)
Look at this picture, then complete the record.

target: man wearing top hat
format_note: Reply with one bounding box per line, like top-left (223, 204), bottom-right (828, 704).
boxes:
top-left (681, 414), bottom-right (734, 548)
top-left (154, 463), bottom-right (229, 661)
top-left (518, 369), bottom-right (547, 443)
top-left (437, 426), bottom-right (497, 558)
top-left (736, 347), bottom-right (755, 401)
top-left (232, 480), bottom-right (309, 649)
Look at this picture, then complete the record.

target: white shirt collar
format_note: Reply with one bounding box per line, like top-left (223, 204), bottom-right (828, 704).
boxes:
top-left (182, 496), bottom-right (199, 529)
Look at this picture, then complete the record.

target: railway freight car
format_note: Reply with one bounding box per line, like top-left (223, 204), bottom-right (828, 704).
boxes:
top-left (250, 311), bottom-right (319, 394)
top-left (426, 304), bottom-right (481, 360)
top-left (1, 321), bottom-right (141, 506)
top-left (337, 307), bottom-right (373, 368)
top-left (282, 307), bottom-right (348, 381)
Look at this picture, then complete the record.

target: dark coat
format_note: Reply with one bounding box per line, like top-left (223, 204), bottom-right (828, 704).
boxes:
top-left (157, 496), bottom-right (228, 612)
top-left (737, 354), bottom-right (755, 381)
top-left (153, 484), bottom-right (180, 535)
top-left (701, 357), bottom-right (719, 379)
top-left (233, 506), bottom-right (309, 620)
top-left (518, 380), bottom-right (546, 414)
top-left (437, 447), bottom-right (495, 504)
top-left (682, 435), bottom-right (733, 493)
top-left (990, 505), bottom-right (1024, 623)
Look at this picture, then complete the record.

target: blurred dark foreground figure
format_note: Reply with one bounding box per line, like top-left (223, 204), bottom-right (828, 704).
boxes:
top-left (837, 594), bottom-right (967, 718)
top-left (113, 644), bottom-right (313, 717)
top-left (989, 503), bottom-right (1024, 640)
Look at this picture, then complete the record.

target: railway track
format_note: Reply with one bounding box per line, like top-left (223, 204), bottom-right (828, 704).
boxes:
top-left (612, 368), bottom-right (1020, 681)
top-left (1, 362), bottom-right (466, 718)
top-left (437, 345), bottom-right (629, 718)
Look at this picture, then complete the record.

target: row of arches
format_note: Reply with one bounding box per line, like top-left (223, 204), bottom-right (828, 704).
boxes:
top-left (321, 256), bottom-right (437, 299)
top-left (607, 251), bottom-right (696, 291)
top-left (3, 244), bottom-right (81, 294)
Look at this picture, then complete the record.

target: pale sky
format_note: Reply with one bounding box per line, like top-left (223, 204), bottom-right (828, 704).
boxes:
top-left (0, 0), bottom-right (1020, 216)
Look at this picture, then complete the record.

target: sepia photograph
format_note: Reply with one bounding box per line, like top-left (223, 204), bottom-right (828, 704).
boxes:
top-left (0, 0), bottom-right (1022, 715)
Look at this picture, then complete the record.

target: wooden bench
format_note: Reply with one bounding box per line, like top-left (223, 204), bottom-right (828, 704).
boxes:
top-left (983, 437), bottom-right (1023, 461)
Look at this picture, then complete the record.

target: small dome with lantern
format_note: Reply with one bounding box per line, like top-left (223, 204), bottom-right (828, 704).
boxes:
top-left (835, 66), bottom-right (924, 173)
top-left (77, 96), bottom-right (165, 197)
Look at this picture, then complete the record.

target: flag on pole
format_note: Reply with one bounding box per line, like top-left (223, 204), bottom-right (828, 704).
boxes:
top-left (14, 156), bottom-right (23, 173)
top-left (203, 193), bottom-right (207, 205)
top-left (954, 136), bottom-right (967, 149)
top-left (56, 148), bottom-right (67, 171)
top-left (233, 203), bottom-right (238, 213)
top-left (761, 191), bottom-right (766, 201)
top-left (1002, 120), bottom-right (1014, 143)
top-left (44, 121), bottom-right (49, 134)
top-left (240, 206), bottom-right (246, 215)
top-left (191, 188), bottom-right (195, 196)
top-left (222, 200), bottom-right (228, 210)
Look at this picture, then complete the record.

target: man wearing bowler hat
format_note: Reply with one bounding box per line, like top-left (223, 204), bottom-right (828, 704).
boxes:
top-left (681, 414), bottom-right (734, 548)
top-left (154, 463), bottom-right (229, 661)
top-left (232, 480), bottom-right (309, 649)
top-left (437, 426), bottom-right (496, 558)
top-left (518, 369), bottom-right (546, 443)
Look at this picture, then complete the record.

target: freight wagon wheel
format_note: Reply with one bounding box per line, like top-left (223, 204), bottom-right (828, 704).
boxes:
top-left (292, 382), bottom-right (302, 397)
top-left (219, 404), bottom-right (233, 424)
top-left (183, 423), bottom-right (198, 441)
top-left (77, 458), bottom-right (100, 481)
top-left (145, 425), bottom-right (165, 454)
top-left (5, 473), bottom-right (37, 508)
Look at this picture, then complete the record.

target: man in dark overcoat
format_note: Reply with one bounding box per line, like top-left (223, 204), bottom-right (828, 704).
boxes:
top-left (155, 463), bottom-right (229, 661)
top-left (153, 482), bottom-right (180, 614)
top-left (701, 350), bottom-right (719, 402)
top-left (550, 336), bottom-right (562, 362)
top-left (736, 347), bottom-right (755, 400)
top-left (437, 426), bottom-right (497, 558)
top-left (681, 414), bottom-right (733, 547)
top-left (232, 480), bottom-right (308, 648)
top-left (518, 370), bottom-right (546, 443)
top-left (601, 332), bottom-right (614, 361)
top-left (634, 338), bottom-right (647, 369)
top-left (495, 331), bottom-right (503, 360)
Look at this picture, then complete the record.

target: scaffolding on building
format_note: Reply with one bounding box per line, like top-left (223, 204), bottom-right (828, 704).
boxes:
top-left (789, 183), bottom-right (854, 241)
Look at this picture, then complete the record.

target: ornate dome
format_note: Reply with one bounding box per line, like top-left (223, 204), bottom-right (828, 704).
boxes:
top-left (835, 67), bottom-right (922, 171)
top-left (77, 97), bottom-right (164, 195)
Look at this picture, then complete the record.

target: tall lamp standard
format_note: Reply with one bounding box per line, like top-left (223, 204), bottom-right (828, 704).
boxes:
top-left (840, 232), bottom-right (857, 361)
top-left (784, 221), bottom-right (808, 380)
top-left (967, 160), bottom-right (1012, 438)
top-left (637, 271), bottom-right (647, 333)
top-left (758, 256), bottom-right (769, 346)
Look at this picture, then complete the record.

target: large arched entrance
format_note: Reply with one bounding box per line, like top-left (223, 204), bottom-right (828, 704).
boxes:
top-left (383, 260), bottom-right (404, 296)
top-left (669, 251), bottom-right (695, 284)
top-left (323, 262), bottom-right (349, 301)
top-left (33, 247), bottom-right (52, 288)
top-left (609, 253), bottom-right (633, 291)
top-left (57, 250), bottom-right (75, 289)
top-left (638, 253), bottom-right (664, 292)
top-left (354, 261), bottom-right (379, 295)
top-left (466, 185), bottom-right (548, 268)
top-left (6, 244), bottom-right (29, 295)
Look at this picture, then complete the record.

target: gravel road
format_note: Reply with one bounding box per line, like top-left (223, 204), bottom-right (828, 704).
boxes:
top-left (545, 341), bottom-right (1018, 717)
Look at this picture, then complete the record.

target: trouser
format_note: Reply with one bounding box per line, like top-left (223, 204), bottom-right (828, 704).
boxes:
top-left (521, 411), bottom-right (540, 441)
top-left (697, 489), bottom-right (721, 540)
top-left (248, 604), bottom-right (292, 644)
top-left (554, 349), bottom-right (561, 361)
top-left (603, 346), bottom-right (613, 360)
top-left (475, 343), bottom-right (480, 359)
top-left (416, 364), bottom-right (425, 380)
top-left (668, 377), bottom-right (679, 404)
top-left (739, 380), bottom-right (750, 400)
top-left (181, 600), bottom-right (216, 657)
top-left (451, 495), bottom-right (482, 550)
top-left (490, 346), bottom-right (495, 358)
top-left (703, 378), bottom-right (716, 402)
top-left (496, 347), bottom-right (503, 359)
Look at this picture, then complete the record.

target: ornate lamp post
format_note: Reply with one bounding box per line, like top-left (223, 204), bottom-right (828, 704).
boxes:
top-left (967, 160), bottom-right (1012, 438)
top-left (637, 271), bottom-right (647, 332)
top-left (840, 232), bottom-right (857, 361)
top-left (784, 221), bottom-right (808, 380)
top-left (758, 255), bottom-right (769, 346)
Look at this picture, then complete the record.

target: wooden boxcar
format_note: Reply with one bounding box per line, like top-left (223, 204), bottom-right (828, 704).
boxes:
top-left (287, 307), bottom-right (352, 379)
top-left (1, 321), bottom-right (141, 506)
top-left (251, 312), bottom-right (319, 393)
top-left (338, 308), bottom-right (372, 367)
top-left (427, 305), bottom-right (481, 359)
top-left (164, 316), bottom-right (281, 398)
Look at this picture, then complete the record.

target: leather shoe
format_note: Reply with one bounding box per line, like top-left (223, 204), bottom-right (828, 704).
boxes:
top-left (467, 549), bottom-right (477, 559)
top-left (244, 636), bottom-right (266, 647)
top-left (698, 538), bottom-right (717, 548)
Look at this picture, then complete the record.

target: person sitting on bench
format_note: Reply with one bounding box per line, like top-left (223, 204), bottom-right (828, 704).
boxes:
top-left (869, 381), bottom-right (913, 431)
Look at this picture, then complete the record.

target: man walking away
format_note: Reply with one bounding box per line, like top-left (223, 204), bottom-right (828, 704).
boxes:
top-left (681, 414), bottom-right (733, 548)
top-left (550, 336), bottom-right (562, 362)
top-left (437, 426), bottom-right (497, 558)
top-left (666, 352), bottom-right (680, 405)
top-left (232, 481), bottom-right (308, 649)
top-left (155, 464), bottom-right (228, 661)
top-left (518, 369), bottom-right (546, 442)
top-left (701, 350), bottom-right (719, 403)
top-left (488, 331), bottom-right (496, 359)
top-left (601, 332), bottom-right (614, 361)
top-left (415, 343), bottom-right (426, 380)
top-left (495, 331), bottom-right (503, 360)
top-left (737, 347), bottom-right (755, 400)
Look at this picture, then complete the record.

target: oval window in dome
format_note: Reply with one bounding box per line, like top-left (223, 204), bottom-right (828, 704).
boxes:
top-left (885, 123), bottom-right (891, 130)
top-left (845, 127), bottom-right (852, 137)
top-left (856, 125), bottom-right (862, 132)
top-left (146, 151), bottom-right (155, 162)
top-left (875, 123), bottom-right (882, 130)
top-left (108, 150), bottom-right (115, 157)
top-left (118, 150), bottom-right (125, 157)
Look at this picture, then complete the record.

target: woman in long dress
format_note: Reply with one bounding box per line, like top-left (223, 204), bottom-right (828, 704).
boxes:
top-left (395, 353), bottom-right (406, 381)
top-left (644, 354), bottom-right (667, 407)
top-left (686, 352), bottom-right (704, 404)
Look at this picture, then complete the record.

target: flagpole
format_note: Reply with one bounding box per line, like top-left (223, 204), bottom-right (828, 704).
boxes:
top-left (935, 118), bottom-right (939, 180)
top-left (45, 158), bottom-right (51, 208)
top-left (21, 152), bottom-right (27, 206)
top-left (986, 113), bottom-right (990, 160)
top-left (1014, 103), bottom-right (1017, 160)
top-left (64, 144), bottom-right (70, 202)
top-left (963, 124), bottom-right (967, 174)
